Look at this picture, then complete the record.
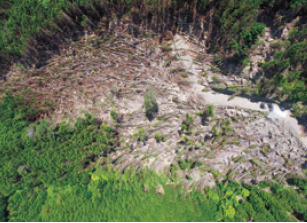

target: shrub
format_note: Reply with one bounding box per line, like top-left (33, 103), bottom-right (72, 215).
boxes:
top-left (161, 43), bottom-right (172, 52)
top-left (179, 135), bottom-right (192, 144)
top-left (212, 76), bottom-right (221, 84)
top-left (242, 189), bottom-right (250, 197)
top-left (179, 159), bottom-right (193, 170)
top-left (242, 57), bottom-right (251, 67)
top-left (184, 113), bottom-right (194, 126)
top-left (195, 161), bottom-right (203, 167)
top-left (211, 66), bottom-right (220, 73)
top-left (155, 132), bottom-right (166, 143)
top-left (271, 40), bottom-right (282, 49)
top-left (258, 181), bottom-right (272, 189)
top-left (225, 119), bottom-right (231, 126)
top-left (212, 126), bottom-right (220, 136)
top-left (207, 105), bottom-right (215, 118)
top-left (110, 110), bottom-right (119, 121)
top-left (133, 128), bottom-right (148, 142)
top-left (144, 90), bottom-right (158, 120)
top-left (181, 113), bottom-right (194, 134)
top-left (181, 72), bottom-right (189, 78)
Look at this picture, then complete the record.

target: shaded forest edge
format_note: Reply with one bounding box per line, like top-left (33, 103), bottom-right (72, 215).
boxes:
top-left (0, 0), bottom-right (303, 67)
top-left (2, 0), bottom-right (307, 105)
top-left (1, 94), bottom-right (307, 221)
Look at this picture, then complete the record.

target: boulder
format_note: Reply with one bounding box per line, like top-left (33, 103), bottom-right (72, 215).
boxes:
top-left (225, 81), bottom-right (234, 87)
top-left (261, 137), bottom-right (269, 144)
top-left (289, 151), bottom-right (297, 159)
top-left (155, 185), bottom-right (165, 196)
top-left (204, 134), bottom-right (212, 142)
top-left (241, 79), bottom-right (249, 87)
top-left (281, 27), bottom-right (289, 40)
top-left (241, 66), bottom-right (250, 79)
top-left (163, 31), bottom-right (174, 41)
top-left (27, 127), bottom-right (35, 138)
top-left (241, 111), bottom-right (250, 118)
top-left (143, 184), bottom-right (148, 193)
top-left (226, 110), bottom-right (235, 117)
top-left (17, 165), bottom-right (29, 175)
top-left (194, 116), bottom-right (202, 126)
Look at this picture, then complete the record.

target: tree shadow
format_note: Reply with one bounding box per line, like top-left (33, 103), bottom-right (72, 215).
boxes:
top-left (145, 107), bottom-right (159, 121)
top-left (293, 212), bottom-right (306, 222)
top-left (0, 0), bottom-right (209, 81)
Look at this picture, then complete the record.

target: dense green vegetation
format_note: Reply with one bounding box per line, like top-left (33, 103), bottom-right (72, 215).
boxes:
top-left (0, 0), bottom-right (13, 25)
top-left (210, 0), bottom-right (266, 56)
top-left (211, 0), bottom-right (307, 105)
top-left (0, 94), bottom-right (116, 196)
top-left (258, 7), bottom-right (307, 103)
top-left (0, 93), bottom-right (117, 220)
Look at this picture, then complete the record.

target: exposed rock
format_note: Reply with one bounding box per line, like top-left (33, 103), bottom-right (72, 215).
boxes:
top-left (194, 116), bottom-right (202, 126)
top-left (225, 81), bottom-right (234, 87)
top-left (147, 138), bottom-right (156, 147)
top-left (194, 135), bottom-right (202, 142)
top-left (281, 27), bottom-right (289, 40)
top-left (226, 109), bottom-right (236, 117)
top-left (237, 195), bottom-right (244, 203)
top-left (289, 151), bottom-right (297, 159)
top-left (172, 95), bottom-right (179, 103)
top-left (17, 165), bottom-right (29, 175)
top-left (204, 134), bottom-right (212, 142)
top-left (241, 111), bottom-right (250, 118)
top-left (254, 45), bottom-right (267, 55)
top-left (27, 127), bottom-right (35, 138)
top-left (241, 66), bottom-right (250, 79)
top-left (188, 170), bottom-right (202, 181)
top-left (155, 185), bottom-right (165, 196)
top-left (241, 79), bottom-right (249, 87)
top-left (182, 180), bottom-right (194, 190)
top-left (266, 36), bottom-right (274, 42)
top-left (131, 141), bottom-right (139, 150)
top-left (162, 31), bottom-right (174, 41)
top-left (256, 175), bottom-right (266, 182)
top-left (261, 137), bottom-right (269, 144)
top-left (143, 184), bottom-right (148, 193)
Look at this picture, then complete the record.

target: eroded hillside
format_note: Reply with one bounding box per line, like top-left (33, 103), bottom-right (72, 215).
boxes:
top-left (3, 25), bottom-right (307, 189)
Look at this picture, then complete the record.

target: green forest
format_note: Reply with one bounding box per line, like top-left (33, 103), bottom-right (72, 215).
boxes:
top-left (2, 0), bottom-right (307, 221)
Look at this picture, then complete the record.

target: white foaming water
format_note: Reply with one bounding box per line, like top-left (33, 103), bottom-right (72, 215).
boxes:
top-left (267, 104), bottom-right (288, 119)
top-left (172, 34), bottom-right (307, 148)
